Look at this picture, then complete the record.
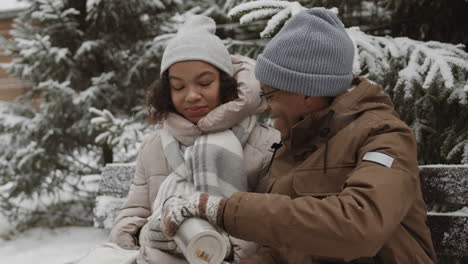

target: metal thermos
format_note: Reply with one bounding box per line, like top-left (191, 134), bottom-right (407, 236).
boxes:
top-left (174, 218), bottom-right (227, 264)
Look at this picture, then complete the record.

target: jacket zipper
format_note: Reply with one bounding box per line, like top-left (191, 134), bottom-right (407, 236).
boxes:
top-left (266, 141), bottom-right (283, 173)
top-left (319, 110), bottom-right (335, 174)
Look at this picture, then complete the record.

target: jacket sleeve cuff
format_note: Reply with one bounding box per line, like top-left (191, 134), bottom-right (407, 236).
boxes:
top-left (223, 192), bottom-right (246, 235)
top-left (223, 192), bottom-right (272, 241)
top-left (109, 216), bottom-right (147, 245)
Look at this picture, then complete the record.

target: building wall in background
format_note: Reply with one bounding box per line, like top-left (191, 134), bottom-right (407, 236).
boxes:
top-left (0, 11), bottom-right (31, 102)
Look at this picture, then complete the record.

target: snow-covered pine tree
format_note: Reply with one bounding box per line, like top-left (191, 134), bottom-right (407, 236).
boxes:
top-left (229, 1), bottom-right (468, 165)
top-left (0, 0), bottom-right (180, 231)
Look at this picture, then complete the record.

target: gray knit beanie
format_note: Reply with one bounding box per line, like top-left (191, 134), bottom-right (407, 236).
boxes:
top-left (160, 15), bottom-right (233, 76)
top-left (255, 8), bottom-right (354, 96)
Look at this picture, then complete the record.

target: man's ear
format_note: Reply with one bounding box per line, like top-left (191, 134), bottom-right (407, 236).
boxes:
top-left (303, 95), bottom-right (314, 107)
top-left (303, 96), bottom-right (333, 110)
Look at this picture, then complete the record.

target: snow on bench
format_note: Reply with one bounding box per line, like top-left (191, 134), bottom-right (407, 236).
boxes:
top-left (95, 163), bottom-right (468, 258)
top-left (93, 163), bottom-right (135, 230)
top-left (419, 165), bottom-right (468, 257)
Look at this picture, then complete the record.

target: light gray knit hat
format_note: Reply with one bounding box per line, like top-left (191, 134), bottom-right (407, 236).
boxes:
top-left (160, 15), bottom-right (233, 76)
top-left (255, 8), bottom-right (355, 96)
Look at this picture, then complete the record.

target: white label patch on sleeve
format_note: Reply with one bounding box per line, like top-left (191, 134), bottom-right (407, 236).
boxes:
top-left (362, 152), bottom-right (394, 168)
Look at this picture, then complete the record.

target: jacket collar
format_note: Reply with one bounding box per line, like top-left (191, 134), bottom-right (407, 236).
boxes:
top-left (287, 106), bottom-right (332, 158)
top-left (286, 77), bottom-right (393, 158)
top-left (164, 113), bottom-right (202, 146)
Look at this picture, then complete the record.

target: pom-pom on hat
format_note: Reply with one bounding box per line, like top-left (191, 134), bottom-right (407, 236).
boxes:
top-left (160, 15), bottom-right (233, 76)
top-left (255, 8), bottom-right (355, 97)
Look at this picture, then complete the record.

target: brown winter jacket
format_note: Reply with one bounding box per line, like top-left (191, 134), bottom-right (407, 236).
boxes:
top-left (223, 77), bottom-right (437, 263)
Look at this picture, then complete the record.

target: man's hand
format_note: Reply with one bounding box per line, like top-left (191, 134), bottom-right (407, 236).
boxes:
top-left (139, 217), bottom-right (181, 254)
top-left (161, 193), bottom-right (227, 237)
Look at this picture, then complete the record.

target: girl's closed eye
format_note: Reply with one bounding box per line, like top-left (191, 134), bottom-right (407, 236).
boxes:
top-left (199, 81), bottom-right (213, 87)
top-left (172, 86), bottom-right (184, 91)
top-left (170, 80), bottom-right (184, 91)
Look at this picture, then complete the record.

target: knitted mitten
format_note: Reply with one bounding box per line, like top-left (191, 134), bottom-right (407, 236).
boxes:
top-left (161, 193), bottom-right (227, 237)
top-left (140, 216), bottom-right (181, 254)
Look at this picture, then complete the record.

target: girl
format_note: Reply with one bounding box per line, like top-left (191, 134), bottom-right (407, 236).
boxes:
top-left (109, 15), bottom-right (279, 264)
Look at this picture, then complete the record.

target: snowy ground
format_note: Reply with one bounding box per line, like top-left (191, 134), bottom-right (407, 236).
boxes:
top-left (0, 170), bottom-right (106, 264)
top-left (0, 226), bottom-right (108, 264)
top-left (0, 0), bottom-right (29, 12)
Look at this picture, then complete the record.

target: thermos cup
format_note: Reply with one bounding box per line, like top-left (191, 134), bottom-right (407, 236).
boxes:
top-left (174, 218), bottom-right (227, 264)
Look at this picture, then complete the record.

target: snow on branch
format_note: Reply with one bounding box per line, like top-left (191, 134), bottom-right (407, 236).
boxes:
top-left (352, 31), bottom-right (468, 100)
top-left (74, 72), bottom-right (115, 104)
top-left (6, 34), bottom-right (72, 80)
top-left (31, 0), bottom-right (79, 22)
top-left (229, 0), bottom-right (295, 17)
top-left (89, 107), bottom-right (144, 158)
top-left (0, 103), bottom-right (30, 131)
top-left (229, 1), bottom-right (468, 102)
top-left (16, 141), bottom-right (46, 171)
top-left (238, 8), bottom-right (281, 25)
top-left (74, 40), bottom-right (101, 60)
top-left (228, 0), bottom-right (307, 38)
top-left (37, 80), bottom-right (75, 98)
top-left (89, 107), bottom-right (128, 147)
top-left (447, 139), bottom-right (468, 163)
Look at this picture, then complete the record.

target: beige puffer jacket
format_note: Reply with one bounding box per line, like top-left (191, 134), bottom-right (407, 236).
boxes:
top-left (109, 55), bottom-right (280, 264)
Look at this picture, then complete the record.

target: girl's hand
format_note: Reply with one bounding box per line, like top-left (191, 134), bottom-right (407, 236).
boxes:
top-left (140, 217), bottom-right (181, 254)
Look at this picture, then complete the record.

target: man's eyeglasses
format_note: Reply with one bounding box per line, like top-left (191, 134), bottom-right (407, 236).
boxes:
top-left (259, 89), bottom-right (281, 100)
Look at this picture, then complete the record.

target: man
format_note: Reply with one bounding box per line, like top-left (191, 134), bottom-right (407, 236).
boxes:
top-left (159, 8), bottom-right (436, 263)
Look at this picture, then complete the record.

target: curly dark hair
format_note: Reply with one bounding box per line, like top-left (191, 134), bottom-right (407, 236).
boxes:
top-left (146, 70), bottom-right (238, 124)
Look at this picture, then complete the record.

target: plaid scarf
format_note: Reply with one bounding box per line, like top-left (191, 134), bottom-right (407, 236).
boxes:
top-left (151, 115), bottom-right (257, 218)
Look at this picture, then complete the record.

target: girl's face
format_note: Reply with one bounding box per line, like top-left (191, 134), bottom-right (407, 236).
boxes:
top-left (169, 60), bottom-right (221, 124)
